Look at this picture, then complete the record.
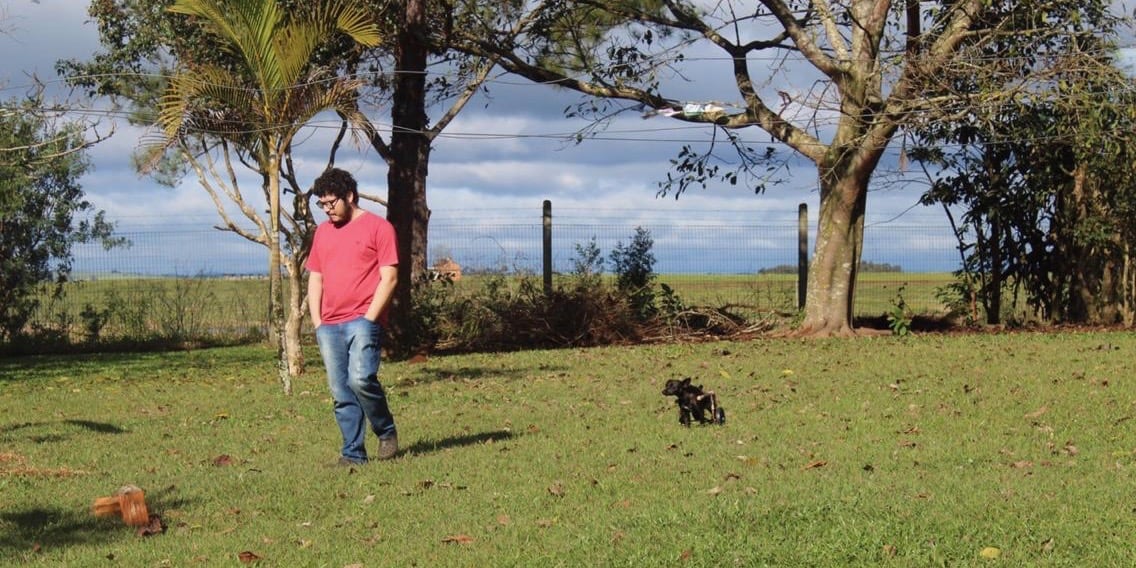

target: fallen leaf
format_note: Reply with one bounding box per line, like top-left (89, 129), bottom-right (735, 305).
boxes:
top-left (706, 486), bottom-right (723, 496)
top-left (442, 534), bottom-right (475, 545)
top-left (803, 460), bottom-right (828, 470)
top-left (496, 514), bottom-right (511, 526)
top-left (535, 519), bottom-right (555, 528)
top-left (1025, 406), bottom-right (1049, 419)
top-left (680, 549), bottom-right (693, 561)
top-left (547, 482), bottom-right (565, 497)
top-left (135, 514), bottom-right (166, 537)
top-left (1041, 538), bottom-right (1055, 553)
top-left (237, 550), bottom-right (261, 563)
top-left (882, 544), bottom-right (898, 557)
top-left (979, 547), bottom-right (1001, 559)
top-left (1010, 460), bottom-right (1034, 469)
top-left (213, 455), bottom-right (234, 467)
top-left (363, 495), bottom-right (375, 504)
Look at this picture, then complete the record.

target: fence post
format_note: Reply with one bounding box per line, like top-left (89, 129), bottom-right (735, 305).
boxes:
top-left (542, 200), bottom-right (553, 296)
top-left (798, 203), bottom-right (808, 311)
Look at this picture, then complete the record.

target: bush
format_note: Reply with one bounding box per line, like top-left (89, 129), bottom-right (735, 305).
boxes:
top-left (609, 227), bottom-right (658, 321)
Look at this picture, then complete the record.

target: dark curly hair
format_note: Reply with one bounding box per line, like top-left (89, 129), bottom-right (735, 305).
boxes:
top-left (311, 168), bottom-right (358, 204)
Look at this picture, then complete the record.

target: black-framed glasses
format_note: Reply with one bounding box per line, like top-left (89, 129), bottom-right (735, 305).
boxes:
top-left (316, 196), bottom-right (341, 211)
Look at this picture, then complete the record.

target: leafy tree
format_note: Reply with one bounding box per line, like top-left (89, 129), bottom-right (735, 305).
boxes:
top-left (146, 0), bottom-right (380, 393)
top-left (609, 226), bottom-right (657, 320)
top-left (911, 1), bottom-right (1134, 325)
top-left (59, 0), bottom-right (507, 356)
top-left (447, 0), bottom-right (1113, 336)
top-left (0, 96), bottom-right (123, 342)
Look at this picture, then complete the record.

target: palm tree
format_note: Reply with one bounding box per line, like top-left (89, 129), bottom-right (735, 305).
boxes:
top-left (154, 0), bottom-right (380, 394)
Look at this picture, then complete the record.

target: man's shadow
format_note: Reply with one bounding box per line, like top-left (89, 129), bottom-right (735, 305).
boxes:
top-left (402, 429), bottom-right (516, 455)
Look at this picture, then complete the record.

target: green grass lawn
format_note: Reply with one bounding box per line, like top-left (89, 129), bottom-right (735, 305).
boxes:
top-left (4, 330), bottom-right (1132, 565)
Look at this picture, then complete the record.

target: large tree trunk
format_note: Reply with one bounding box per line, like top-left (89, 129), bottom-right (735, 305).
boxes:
top-left (284, 258), bottom-right (306, 379)
top-left (266, 153), bottom-right (291, 395)
top-left (797, 142), bottom-right (882, 337)
top-left (799, 172), bottom-right (865, 336)
top-left (386, 0), bottom-right (431, 356)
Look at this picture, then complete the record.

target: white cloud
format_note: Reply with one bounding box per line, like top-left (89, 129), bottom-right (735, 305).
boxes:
top-left (6, 1), bottom-right (967, 275)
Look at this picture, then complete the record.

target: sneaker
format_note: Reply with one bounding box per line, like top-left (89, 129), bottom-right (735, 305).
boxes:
top-left (337, 456), bottom-right (367, 467)
top-left (377, 435), bottom-right (399, 460)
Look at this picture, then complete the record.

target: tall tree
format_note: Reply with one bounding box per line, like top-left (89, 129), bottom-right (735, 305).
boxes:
top-left (912, 10), bottom-right (1136, 326)
top-left (0, 95), bottom-right (122, 342)
top-left (447, 0), bottom-right (1110, 336)
top-left (61, 0), bottom-right (503, 356)
top-left (150, 0), bottom-right (380, 393)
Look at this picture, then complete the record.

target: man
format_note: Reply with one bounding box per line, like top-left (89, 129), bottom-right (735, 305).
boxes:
top-left (306, 168), bottom-right (399, 465)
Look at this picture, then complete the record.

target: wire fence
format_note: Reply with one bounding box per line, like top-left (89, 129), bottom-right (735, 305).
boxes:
top-left (42, 212), bottom-right (964, 340)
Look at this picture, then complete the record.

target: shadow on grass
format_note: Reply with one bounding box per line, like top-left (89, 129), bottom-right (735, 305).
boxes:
top-left (0, 490), bottom-right (193, 559)
top-left (404, 429), bottom-right (517, 456)
top-left (0, 506), bottom-right (120, 558)
top-left (399, 363), bottom-right (567, 387)
top-left (0, 419), bottom-right (128, 444)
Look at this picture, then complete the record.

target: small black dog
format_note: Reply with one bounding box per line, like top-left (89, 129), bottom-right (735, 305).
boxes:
top-left (661, 378), bottom-right (726, 426)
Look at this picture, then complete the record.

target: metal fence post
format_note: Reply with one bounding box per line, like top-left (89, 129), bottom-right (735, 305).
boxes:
top-left (798, 203), bottom-right (808, 311)
top-left (543, 200), bottom-right (553, 296)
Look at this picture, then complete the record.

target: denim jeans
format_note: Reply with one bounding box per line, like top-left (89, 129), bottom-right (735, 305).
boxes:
top-left (315, 316), bottom-right (397, 461)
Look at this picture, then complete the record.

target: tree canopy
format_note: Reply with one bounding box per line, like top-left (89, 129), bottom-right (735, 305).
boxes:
top-left (0, 95), bottom-right (123, 341)
top-left (446, 0), bottom-right (1129, 335)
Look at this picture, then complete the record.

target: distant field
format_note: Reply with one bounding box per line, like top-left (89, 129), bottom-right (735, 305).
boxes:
top-left (28, 272), bottom-right (957, 342)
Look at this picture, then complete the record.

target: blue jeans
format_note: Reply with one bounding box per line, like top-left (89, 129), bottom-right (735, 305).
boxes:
top-left (315, 316), bottom-right (397, 461)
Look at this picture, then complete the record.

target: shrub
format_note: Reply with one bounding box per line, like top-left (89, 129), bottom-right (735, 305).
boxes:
top-left (609, 227), bottom-right (658, 321)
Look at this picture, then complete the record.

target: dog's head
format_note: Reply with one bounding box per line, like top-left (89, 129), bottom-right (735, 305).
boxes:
top-left (662, 377), bottom-right (693, 397)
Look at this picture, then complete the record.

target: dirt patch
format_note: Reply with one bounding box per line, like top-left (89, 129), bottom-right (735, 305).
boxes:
top-left (0, 452), bottom-right (88, 478)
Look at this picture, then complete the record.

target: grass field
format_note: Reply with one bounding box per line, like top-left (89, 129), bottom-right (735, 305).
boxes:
top-left (3, 330), bottom-right (1135, 565)
top-left (29, 272), bottom-right (955, 344)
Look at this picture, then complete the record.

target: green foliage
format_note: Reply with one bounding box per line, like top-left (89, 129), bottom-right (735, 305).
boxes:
top-left (399, 229), bottom-right (671, 354)
top-left (79, 303), bottom-right (111, 343)
top-left (910, 0), bottom-right (1133, 326)
top-left (0, 97), bottom-right (125, 342)
top-left (886, 285), bottom-right (913, 336)
top-left (609, 226), bottom-right (657, 321)
top-left (570, 237), bottom-right (604, 282)
top-left (3, 276), bottom-right (265, 355)
top-left (935, 278), bottom-right (979, 327)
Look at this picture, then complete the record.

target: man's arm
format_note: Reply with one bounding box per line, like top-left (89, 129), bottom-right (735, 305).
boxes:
top-left (365, 265), bottom-right (398, 322)
top-left (308, 271), bottom-right (324, 328)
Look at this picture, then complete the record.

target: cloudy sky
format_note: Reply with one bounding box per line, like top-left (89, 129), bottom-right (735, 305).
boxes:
top-left (3, 0), bottom-right (1081, 275)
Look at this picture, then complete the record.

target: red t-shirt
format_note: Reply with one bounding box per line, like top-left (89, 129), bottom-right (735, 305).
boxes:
top-left (306, 211), bottom-right (399, 325)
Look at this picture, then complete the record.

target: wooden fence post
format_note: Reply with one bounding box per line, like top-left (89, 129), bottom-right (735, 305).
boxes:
top-left (543, 200), bottom-right (553, 296)
top-left (798, 203), bottom-right (808, 311)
